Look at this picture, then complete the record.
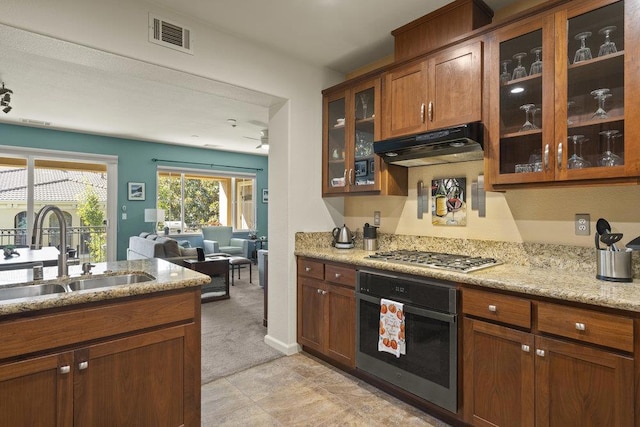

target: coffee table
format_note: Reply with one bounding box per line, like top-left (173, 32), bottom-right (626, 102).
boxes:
top-left (182, 256), bottom-right (230, 302)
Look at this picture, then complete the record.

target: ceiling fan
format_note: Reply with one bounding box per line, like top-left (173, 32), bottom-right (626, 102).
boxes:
top-left (244, 128), bottom-right (269, 150)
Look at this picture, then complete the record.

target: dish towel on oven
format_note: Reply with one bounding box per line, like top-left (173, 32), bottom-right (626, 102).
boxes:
top-left (378, 298), bottom-right (406, 358)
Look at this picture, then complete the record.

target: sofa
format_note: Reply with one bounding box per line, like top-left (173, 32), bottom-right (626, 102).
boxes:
top-left (127, 233), bottom-right (199, 262)
top-left (202, 226), bottom-right (248, 257)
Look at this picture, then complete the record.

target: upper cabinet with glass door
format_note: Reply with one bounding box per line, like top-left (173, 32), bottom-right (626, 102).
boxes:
top-left (322, 78), bottom-right (407, 197)
top-left (489, 0), bottom-right (640, 187)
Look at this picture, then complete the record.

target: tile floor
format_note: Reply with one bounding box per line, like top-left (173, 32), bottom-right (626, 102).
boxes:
top-left (202, 352), bottom-right (451, 426)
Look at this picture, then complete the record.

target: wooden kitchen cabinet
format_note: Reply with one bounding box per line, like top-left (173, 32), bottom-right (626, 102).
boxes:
top-left (487, 0), bottom-right (640, 188)
top-left (462, 287), bottom-right (635, 427)
top-left (322, 77), bottom-right (407, 197)
top-left (382, 40), bottom-right (483, 139)
top-left (297, 257), bottom-right (356, 368)
top-left (0, 289), bottom-right (201, 426)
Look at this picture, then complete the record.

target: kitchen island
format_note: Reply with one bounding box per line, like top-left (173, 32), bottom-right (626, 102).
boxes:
top-left (0, 258), bottom-right (210, 426)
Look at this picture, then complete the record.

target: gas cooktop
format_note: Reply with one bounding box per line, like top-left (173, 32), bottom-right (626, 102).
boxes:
top-left (366, 250), bottom-right (501, 273)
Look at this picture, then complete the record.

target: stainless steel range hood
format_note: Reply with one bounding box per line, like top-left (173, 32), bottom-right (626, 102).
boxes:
top-left (374, 122), bottom-right (484, 167)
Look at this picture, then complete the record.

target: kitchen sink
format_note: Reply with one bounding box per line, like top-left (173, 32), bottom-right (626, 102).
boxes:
top-left (0, 283), bottom-right (67, 301)
top-left (66, 273), bottom-right (154, 291)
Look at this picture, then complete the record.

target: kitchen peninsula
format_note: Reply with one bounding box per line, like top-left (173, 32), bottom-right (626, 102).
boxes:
top-left (296, 232), bottom-right (640, 426)
top-left (0, 258), bottom-right (209, 426)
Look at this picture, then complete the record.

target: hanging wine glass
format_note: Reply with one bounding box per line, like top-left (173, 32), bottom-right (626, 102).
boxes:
top-left (358, 92), bottom-right (370, 119)
top-left (590, 88), bottom-right (611, 120)
top-left (598, 26), bottom-right (617, 57)
top-left (500, 59), bottom-right (512, 85)
top-left (567, 135), bottom-right (589, 169)
top-left (573, 32), bottom-right (593, 63)
top-left (529, 47), bottom-right (542, 75)
top-left (512, 52), bottom-right (528, 80)
top-left (519, 104), bottom-right (539, 131)
top-left (598, 130), bottom-right (623, 166)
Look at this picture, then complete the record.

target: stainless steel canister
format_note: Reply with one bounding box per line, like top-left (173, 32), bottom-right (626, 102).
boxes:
top-left (596, 249), bottom-right (632, 282)
top-left (363, 222), bottom-right (378, 251)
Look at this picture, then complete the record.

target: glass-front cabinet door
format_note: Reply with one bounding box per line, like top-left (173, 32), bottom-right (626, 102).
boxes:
top-left (323, 91), bottom-right (348, 195)
top-left (489, 0), bottom-right (638, 187)
top-left (351, 81), bottom-right (379, 191)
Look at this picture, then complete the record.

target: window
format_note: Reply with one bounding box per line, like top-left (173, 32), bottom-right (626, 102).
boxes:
top-left (157, 168), bottom-right (255, 233)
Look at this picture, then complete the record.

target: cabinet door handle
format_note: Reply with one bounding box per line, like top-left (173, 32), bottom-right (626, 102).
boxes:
top-left (78, 361), bottom-right (89, 370)
top-left (557, 142), bottom-right (563, 170)
top-left (536, 349), bottom-right (545, 357)
top-left (521, 345), bottom-right (530, 353)
top-left (488, 304), bottom-right (497, 312)
top-left (317, 288), bottom-right (322, 294)
top-left (348, 169), bottom-right (354, 185)
top-left (305, 267), bottom-right (311, 272)
top-left (575, 322), bottom-right (586, 331)
top-left (334, 273), bottom-right (341, 279)
top-left (420, 103), bottom-right (425, 123)
top-left (59, 365), bottom-right (71, 374)
top-left (321, 290), bottom-right (327, 295)
top-left (428, 101), bottom-right (433, 122)
top-left (544, 144), bottom-right (550, 170)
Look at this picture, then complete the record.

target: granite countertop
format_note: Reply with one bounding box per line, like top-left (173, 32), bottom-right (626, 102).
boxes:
top-left (0, 258), bottom-right (211, 316)
top-left (295, 232), bottom-right (640, 314)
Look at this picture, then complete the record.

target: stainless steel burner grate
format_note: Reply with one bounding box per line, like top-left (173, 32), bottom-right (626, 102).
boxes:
top-left (366, 250), bottom-right (501, 273)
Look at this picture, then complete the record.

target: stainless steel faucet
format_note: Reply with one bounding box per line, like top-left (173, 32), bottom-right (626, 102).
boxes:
top-left (31, 205), bottom-right (69, 278)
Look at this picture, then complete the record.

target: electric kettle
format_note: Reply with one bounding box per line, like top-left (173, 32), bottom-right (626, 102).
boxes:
top-left (332, 224), bottom-right (354, 249)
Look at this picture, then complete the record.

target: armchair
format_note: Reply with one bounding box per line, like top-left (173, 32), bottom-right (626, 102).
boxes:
top-left (202, 226), bottom-right (248, 257)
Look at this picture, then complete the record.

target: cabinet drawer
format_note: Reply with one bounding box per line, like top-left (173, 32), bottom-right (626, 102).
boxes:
top-left (537, 303), bottom-right (634, 353)
top-left (463, 288), bottom-right (531, 329)
top-left (298, 258), bottom-right (324, 280)
top-left (325, 264), bottom-right (356, 288)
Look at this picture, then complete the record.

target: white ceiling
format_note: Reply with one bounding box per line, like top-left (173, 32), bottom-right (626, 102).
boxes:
top-left (0, 0), bottom-right (515, 155)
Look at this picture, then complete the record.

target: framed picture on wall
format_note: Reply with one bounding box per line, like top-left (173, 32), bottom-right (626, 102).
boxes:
top-left (128, 182), bottom-right (146, 201)
top-left (262, 188), bottom-right (269, 204)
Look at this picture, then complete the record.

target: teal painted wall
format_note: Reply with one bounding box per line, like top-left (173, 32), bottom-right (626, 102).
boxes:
top-left (0, 123), bottom-right (269, 260)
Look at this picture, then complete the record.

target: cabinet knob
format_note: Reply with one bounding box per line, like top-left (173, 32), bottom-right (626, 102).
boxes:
top-left (334, 273), bottom-right (341, 278)
top-left (59, 365), bottom-right (71, 374)
top-left (557, 142), bottom-right (563, 170)
top-left (428, 101), bottom-right (433, 122)
top-left (78, 361), bottom-right (89, 370)
top-left (317, 288), bottom-right (322, 294)
top-left (575, 322), bottom-right (586, 331)
top-left (536, 349), bottom-right (545, 357)
top-left (321, 290), bottom-right (327, 295)
top-left (488, 304), bottom-right (497, 312)
top-left (521, 344), bottom-right (530, 353)
top-left (305, 267), bottom-right (311, 272)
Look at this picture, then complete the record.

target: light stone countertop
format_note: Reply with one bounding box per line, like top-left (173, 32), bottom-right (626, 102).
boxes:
top-left (0, 258), bottom-right (211, 316)
top-left (295, 232), bottom-right (640, 314)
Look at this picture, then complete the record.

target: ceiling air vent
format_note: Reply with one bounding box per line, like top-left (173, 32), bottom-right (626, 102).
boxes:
top-left (149, 14), bottom-right (193, 55)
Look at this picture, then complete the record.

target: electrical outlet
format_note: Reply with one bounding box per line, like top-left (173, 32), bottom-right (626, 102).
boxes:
top-left (373, 211), bottom-right (381, 226)
top-left (575, 213), bottom-right (590, 236)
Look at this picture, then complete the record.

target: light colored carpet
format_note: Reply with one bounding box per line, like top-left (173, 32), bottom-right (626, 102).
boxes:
top-left (201, 266), bottom-right (283, 384)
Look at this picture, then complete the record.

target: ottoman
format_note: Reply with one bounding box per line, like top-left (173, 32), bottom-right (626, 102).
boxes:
top-left (228, 256), bottom-right (252, 285)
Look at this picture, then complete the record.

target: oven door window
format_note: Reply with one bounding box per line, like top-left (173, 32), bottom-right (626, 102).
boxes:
top-left (358, 297), bottom-right (453, 388)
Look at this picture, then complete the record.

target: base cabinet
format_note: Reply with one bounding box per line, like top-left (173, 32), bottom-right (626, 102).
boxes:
top-left (463, 288), bottom-right (634, 427)
top-left (0, 289), bottom-right (201, 426)
top-left (297, 257), bottom-right (356, 368)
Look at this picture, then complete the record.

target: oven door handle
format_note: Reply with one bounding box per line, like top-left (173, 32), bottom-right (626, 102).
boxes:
top-left (356, 292), bottom-right (456, 324)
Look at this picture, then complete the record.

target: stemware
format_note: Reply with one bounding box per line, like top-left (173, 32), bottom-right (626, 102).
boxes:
top-left (591, 88), bottom-right (611, 120)
top-left (512, 52), bottom-right (528, 80)
top-left (573, 32), bottom-right (593, 63)
top-left (500, 59), bottom-right (512, 85)
top-left (567, 135), bottom-right (590, 169)
top-left (598, 130), bottom-right (623, 166)
top-left (567, 100), bottom-right (576, 125)
top-left (598, 26), bottom-right (617, 57)
top-left (529, 47), bottom-right (542, 75)
top-left (531, 105), bottom-right (541, 129)
top-left (519, 104), bottom-right (539, 131)
top-left (358, 93), bottom-right (371, 119)
top-left (445, 185), bottom-right (463, 225)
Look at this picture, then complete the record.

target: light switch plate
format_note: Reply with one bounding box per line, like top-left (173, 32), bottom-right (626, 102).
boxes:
top-left (575, 213), bottom-right (590, 236)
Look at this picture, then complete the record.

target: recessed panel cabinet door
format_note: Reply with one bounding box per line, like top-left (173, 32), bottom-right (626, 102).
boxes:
top-left (429, 41), bottom-right (483, 129)
top-left (535, 336), bottom-right (634, 427)
top-left (0, 352), bottom-right (73, 426)
top-left (325, 283), bottom-right (355, 368)
top-left (297, 276), bottom-right (325, 352)
top-left (463, 318), bottom-right (535, 427)
top-left (74, 328), bottom-right (187, 427)
top-left (382, 62), bottom-right (428, 138)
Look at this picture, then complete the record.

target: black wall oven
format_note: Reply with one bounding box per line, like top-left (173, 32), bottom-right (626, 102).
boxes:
top-left (356, 270), bottom-right (458, 413)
